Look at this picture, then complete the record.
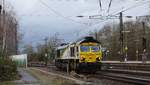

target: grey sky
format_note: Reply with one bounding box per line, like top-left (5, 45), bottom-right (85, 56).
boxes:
top-left (7, 0), bottom-right (150, 45)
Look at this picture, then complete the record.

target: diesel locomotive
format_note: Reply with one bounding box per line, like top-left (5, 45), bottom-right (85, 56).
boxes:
top-left (55, 36), bottom-right (102, 72)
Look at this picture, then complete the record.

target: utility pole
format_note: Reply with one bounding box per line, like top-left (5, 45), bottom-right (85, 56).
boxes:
top-left (0, 4), bottom-right (2, 57)
top-left (0, 4), bottom-right (2, 14)
top-left (142, 22), bottom-right (146, 51)
top-left (95, 31), bottom-right (98, 40)
top-left (15, 23), bottom-right (18, 54)
top-left (142, 22), bottom-right (147, 62)
top-left (2, 0), bottom-right (6, 57)
top-left (135, 17), bottom-right (139, 61)
top-left (119, 12), bottom-right (124, 62)
top-left (2, 0), bottom-right (7, 57)
top-left (44, 37), bottom-right (48, 66)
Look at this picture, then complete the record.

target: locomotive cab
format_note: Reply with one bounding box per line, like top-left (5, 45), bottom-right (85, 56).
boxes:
top-left (79, 43), bottom-right (102, 63)
top-left (77, 37), bottom-right (102, 72)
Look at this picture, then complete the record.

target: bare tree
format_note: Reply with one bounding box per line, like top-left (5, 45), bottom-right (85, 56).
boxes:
top-left (92, 20), bottom-right (150, 61)
top-left (0, 2), bottom-right (18, 57)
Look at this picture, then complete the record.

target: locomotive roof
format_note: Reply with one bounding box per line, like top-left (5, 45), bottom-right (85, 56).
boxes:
top-left (75, 36), bottom-right (100, 44)
top-left (57, 36), bottom-right (100, 49)
top-left (56, 44), bottom-right (68, 50)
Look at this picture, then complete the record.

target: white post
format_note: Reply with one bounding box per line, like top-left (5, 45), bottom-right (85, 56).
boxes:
top-left (25, 55), bottom-right (28, 68)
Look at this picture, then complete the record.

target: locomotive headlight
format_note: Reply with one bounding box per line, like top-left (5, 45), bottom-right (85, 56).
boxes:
top-left (81, 58), bottom-right (85, 61)
top-left (99, 56), bottom-right (102, 60)
top-left (96, 57), bottom-right (100, 61)
top-left (96, 56), bottom-right (102, 61)
top-left (80, 56), bottom-right (85, 61)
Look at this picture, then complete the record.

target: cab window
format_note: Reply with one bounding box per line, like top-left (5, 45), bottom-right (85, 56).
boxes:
top-left (80, 46), bottom-right (89, 52)
top-left (57, 50), bottom-right (60, 57)
top-left (91, 46), bottom-right (99, 52)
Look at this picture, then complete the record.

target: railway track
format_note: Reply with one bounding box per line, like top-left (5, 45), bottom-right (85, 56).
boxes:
top-left (29, 62), bottom-right (150, 85)
top-left (102, 61), bottom-right (150, 71)
top-left (47, 65), bottom-right (150, 85)
top-left (95, 69), bottom-right (150, 85)
top-left (104, 69), bottom-right (150, 76)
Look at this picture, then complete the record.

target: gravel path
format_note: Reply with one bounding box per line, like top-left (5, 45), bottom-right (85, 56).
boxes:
top-left (31, 68), bottom-right (91, 85)
top-left (14, 68), bottom-right (40, 85)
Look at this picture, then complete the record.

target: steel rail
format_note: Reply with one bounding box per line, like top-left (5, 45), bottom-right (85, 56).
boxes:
top-left (95, 71), bottom-right (150, 85)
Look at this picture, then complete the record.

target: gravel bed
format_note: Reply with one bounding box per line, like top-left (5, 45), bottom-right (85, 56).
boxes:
top-left (36, 67), bottom-right (136, 85)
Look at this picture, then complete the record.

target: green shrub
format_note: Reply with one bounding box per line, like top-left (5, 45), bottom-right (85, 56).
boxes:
top-left (0, 58), bottom-right (18, 81)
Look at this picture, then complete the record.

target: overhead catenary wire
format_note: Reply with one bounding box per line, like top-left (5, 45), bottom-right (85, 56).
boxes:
top-left (54, 0), bottom-right (150, 36)
top-left (107, 0), bottom-right (113, 14)
top-left (20, 0), bottom-right (150, 38)
top-left (77, 0), bottom-right (150, 35)
top-left (98, 0), bottom-right (102, 12)
top-left (73, 19), bottom-right (110, 36)
top-left (112, 0), bottom-right (150, 15)
top-left (38, 0), bottom-right (89, 27)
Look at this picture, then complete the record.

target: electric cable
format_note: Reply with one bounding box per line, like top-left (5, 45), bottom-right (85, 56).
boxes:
top-left (98, 0), bottom-right (102, 12)
top-left (112, 0), bottom-right (150, 15)
top-left (107, 0), bottom-right (113, 14)
top-left (77, 0), bottom-right (150, 35)
top-left (38, 0), bottom-right (89, 26)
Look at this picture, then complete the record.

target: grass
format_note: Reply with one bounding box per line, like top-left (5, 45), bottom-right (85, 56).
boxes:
top-left (27, 68), bottom-right (78, 85)
top-left (0, 81), bottom-right (15, 85)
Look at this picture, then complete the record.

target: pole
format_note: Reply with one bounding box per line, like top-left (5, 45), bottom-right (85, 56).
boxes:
top-left (0, 4), bottom-right (2, 56)
top-left (2, 0), bottom-right (6, 57)
top-left (135, 17), bottom-right (138, 61)
top-left (142, 22), bottom-right (147, 62)
top-left (44, 37), bottom-right (48, 66)
top-left (142, 22), bottom-right (146, 51)
top-left (15, 23), bottom-right (18, 54)
top-left (95, 31), bottom-right (98, 40)
top-left (0, 5), bottom-right (1, 14)
top-left (125, 32), bottom-right (128, 62)
top-left (119, 12), bottom-right (124, 61)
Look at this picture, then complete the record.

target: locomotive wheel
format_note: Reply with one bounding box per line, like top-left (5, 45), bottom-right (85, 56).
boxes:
top-left (70, 62), bottom-right (75, 71)
top-left (66, 63), bottom-right (70, 73)
top-left (75, 63), bottom-right (81, 73)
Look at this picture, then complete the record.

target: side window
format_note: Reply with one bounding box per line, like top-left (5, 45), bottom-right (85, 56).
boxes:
top-left (57, 50), bottom-right (60, 58)
top-left (70, 47), bottom-right (75, 57)
top-left (76, 47), bottom-right (79, 56)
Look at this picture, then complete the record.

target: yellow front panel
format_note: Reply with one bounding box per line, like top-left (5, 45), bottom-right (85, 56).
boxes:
top-left (80, 52), bottom-right (102, 62)
top-left (79, 42), bottom-right (102, 63)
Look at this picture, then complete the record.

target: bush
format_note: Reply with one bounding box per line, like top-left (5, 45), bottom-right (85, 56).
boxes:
top-left (0, 57), bottom-right (18, 81)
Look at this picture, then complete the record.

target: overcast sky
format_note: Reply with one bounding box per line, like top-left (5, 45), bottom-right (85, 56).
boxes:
top-left (6, 0), bottom-right (150, 46)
